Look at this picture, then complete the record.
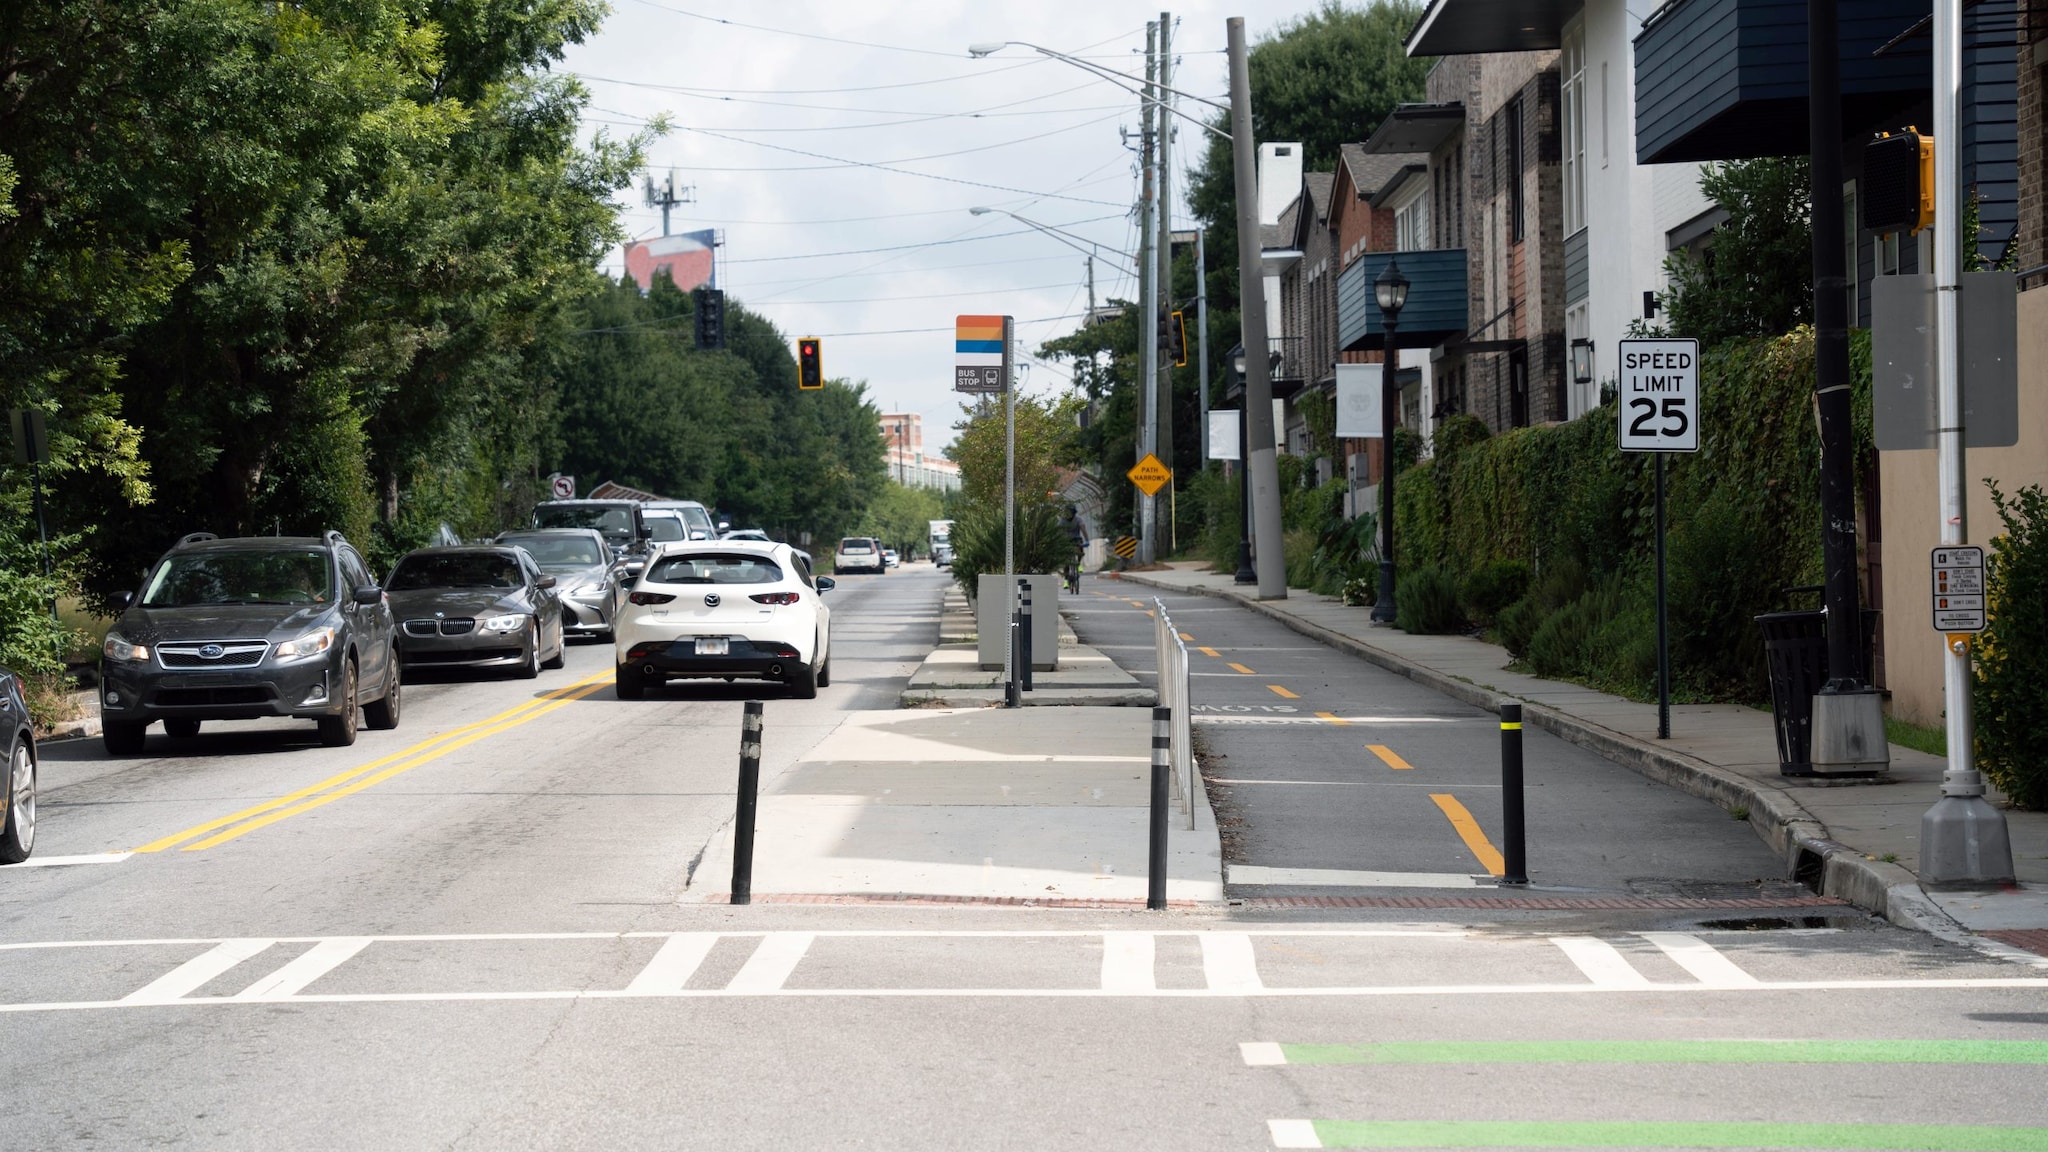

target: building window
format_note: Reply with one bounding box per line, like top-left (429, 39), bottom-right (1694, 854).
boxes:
top-left (1506, 97), bottom-right (1525, 243)
top-left (1600, 62), bottom-right (1610, 168)
top-left (1392, 177), bottom-right (1430, 251)
top-left (1561, 21), bottom-right (1587, 236)
top-left (1565, 301), bottom-right (1591, 418)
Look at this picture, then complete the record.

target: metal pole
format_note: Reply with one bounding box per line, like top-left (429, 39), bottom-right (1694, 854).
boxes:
top-left (1809, 0), bottom-right (1862, 695)
top-left (1196, 229), bottom-right (1210, 466)
top-left (730, 700), bottom-right (764, 905)
top-left (1138, 21), bottom-right (1159, 566)
top-left (1004, 315), bottom-right (1015, 582)
top-left (1920, 0), bottom-right (2014, 882)
top-left (1007, 620), bottom-right (1021, 708)
top-left (1148, 705), bottom-right (1171, 909)
top-left (1156, 11), bottom-right (1175, 517)
top-left (1235, 390), bottom-right (1255, 584)
top-left (1227, 17), bottom-right (1286, 599)
top-left (1499, 703), bottom-right (1528, 885)
top-left (1372, 321), bottom-right (1400, 622)
top-left (1019, 577), bottom-right (1034, 692)
top-left (1656, 452), bottom-right (1670, 739)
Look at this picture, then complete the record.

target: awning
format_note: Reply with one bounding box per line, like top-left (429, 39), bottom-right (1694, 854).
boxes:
top-left (1406, 0), bottom-right (1571, 56)
top-left (1361, 103), bottom-right (1465, 155)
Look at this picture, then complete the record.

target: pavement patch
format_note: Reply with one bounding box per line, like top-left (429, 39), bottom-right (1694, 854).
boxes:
top-left (1256, 1039), bottom-right (2048, 1065)
top-left (1281, 1120), bottom-right (2048, 1149)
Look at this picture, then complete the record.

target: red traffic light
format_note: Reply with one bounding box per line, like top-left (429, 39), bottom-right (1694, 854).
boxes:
top-left (797, 338), bottom-right (823, 390)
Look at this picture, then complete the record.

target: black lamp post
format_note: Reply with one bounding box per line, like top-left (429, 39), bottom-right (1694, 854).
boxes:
top-left (1370, 258), bottom-right (1409, 624)
top-left (1228, 345), bottom-right (1256, 585)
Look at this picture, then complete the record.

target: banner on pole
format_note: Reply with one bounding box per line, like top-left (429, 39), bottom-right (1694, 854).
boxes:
top-left (1335, 364), bottom-right (1382, 439)
top-left (1207, 410), bottom-right (1240, 461)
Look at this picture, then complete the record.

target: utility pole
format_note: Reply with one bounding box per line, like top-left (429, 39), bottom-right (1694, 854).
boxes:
top-left (1920, 0), bottom-right (2015, 881)
top-left (1196, 228), bottom-right (1209, 465)
top-left (1155, 11), bottom-right (1175, 538)
top-left (1085, 254), bottom-right (1096, 317)
top-left (1137, 21), bottom-right (1159, 565)
top-left (1227, 17), bottom-right (1285, 599)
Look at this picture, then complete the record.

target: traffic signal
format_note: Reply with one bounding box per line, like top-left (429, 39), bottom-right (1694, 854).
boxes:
top-left (1160, 310), bottom-right (1188, 367)
top-left (694, 287), bottom-right (726, 350)
top-left (1864, 129), bottom-right (1934, 235)
top-left (796, 337), bottom-right (824, 389)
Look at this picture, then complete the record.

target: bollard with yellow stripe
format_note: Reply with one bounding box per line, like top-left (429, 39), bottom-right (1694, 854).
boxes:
top-left (1498, 702), bottom-right (1528, 885)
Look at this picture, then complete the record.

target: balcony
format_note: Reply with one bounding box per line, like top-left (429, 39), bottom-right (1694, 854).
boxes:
top-left (1337, 250), bottom-right (1469, 353)
top-left (1633, 0), bottom-right (1930, 164)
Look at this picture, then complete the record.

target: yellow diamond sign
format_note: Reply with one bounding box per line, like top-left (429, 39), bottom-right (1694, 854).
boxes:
top-left (1127, 453), bottom-right (1172, 498)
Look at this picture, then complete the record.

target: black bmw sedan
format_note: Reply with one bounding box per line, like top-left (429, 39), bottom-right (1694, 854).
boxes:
top-left (387, 547), bottom-right (566, 678)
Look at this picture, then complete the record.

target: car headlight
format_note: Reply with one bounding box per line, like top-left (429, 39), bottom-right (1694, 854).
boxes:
top-left (275, 626), bottom-right (336, 659)
top-left (481, 614), bottom-right (526, 633)
top-left (103, 633), bottom-right (150, 662)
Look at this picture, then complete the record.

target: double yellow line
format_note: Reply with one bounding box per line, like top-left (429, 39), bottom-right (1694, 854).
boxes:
top-left (136, 668), bottom-right (615, 853)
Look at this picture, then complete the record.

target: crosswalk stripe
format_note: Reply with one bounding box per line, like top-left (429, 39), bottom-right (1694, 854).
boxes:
top-left (727, 933), bottom-right (813, 993)
top-left (1639, 932), bottom-right (1762, 987)
top-left (1200, 932), bottom-right (1265, 992)
top-left (1268, 1119), bottom-right (1323, 1148)
top-left (1100, 932), bottom-right (1156, 992)
top-left (122, 939), bottom-right (276, 1004)
top-left (233, 937), bottom-right (369, 1000)
top-left (1550, 937), bottom-right (1654, 988)
top-left (626, 933), bottom-right (721, 994)
top-left (1241, 1042), bottom-right (1288, 1066)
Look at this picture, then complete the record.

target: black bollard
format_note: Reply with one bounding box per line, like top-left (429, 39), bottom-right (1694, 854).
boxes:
top-left (1005, 620), bottom-right (1021, 708)
top-left (1148, 705), bottom-right (1170, 910)
top-left (1018, 577), bottom-right (1034, 692)
top-left (1499, 702), bottom-right (1528, 886)
top-left (730, 700), bottom-right (764, 904)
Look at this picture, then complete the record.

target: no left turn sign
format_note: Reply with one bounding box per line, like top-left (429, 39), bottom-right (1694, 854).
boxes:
top-left (1617, 338), bottom-right (1700, 453)
top-left (551, 474), bottom-right (575, 499)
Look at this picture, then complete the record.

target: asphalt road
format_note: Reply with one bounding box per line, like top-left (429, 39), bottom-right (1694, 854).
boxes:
top-left (4, 564), bottom-right (2046, 1150)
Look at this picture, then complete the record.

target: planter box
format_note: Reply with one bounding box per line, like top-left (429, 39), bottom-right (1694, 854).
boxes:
top-left (976, 574), bottom-right (1059, 671)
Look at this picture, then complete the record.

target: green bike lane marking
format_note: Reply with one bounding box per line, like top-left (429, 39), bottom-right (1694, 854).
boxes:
top-left (1266, 1039), bottom-right (2048, 1066)
top-left (1283, 1121), bottom-right (2048, 1150)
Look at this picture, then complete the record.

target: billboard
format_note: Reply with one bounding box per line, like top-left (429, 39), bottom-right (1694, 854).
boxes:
top-left (623, 229), bottom-right (717, 293)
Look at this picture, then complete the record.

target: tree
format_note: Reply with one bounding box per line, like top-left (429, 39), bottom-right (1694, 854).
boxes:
top-left (861, 482), bottom-right (947, 559)
top-left (1659, 158), bottom-right (1814, 346)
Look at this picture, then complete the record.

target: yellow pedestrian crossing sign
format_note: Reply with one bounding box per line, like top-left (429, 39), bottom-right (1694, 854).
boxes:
top-left (1127, 453), bottom-right (1172, 497)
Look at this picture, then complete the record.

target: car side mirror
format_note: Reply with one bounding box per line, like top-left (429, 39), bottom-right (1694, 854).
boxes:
top-left (536, 575), bottom-right (557, 590)
top-left (718, 521), bottom-right (731, 531)
top-left (353, 585), bottom-right (383, 606)
top-left (816, 577), bottom-right (836, 592)
top-left (111, 591), bottom-right (133, 611)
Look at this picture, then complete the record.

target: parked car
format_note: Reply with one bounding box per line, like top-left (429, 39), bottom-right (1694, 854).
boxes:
top-left (495, 528), bottom-right (618, 640)
top-left (883, 548), bottom-right (901, 568)
top-left (642, 499), bottom-right (721, 540)
top-left (613, 541), bottom-right (834, 700)
top-left (98, 531), bottom-right (401, 754)
top-left (933, 543), bottom-right (954, 569)
top-left (721, 528), bottom-right (771, 542)
top-left (0, 666), bottom-right (35, 863)
top-left (387, 547), bottom-right (565, 678)
top-left (836, 536), bottom-right (885, 575)
top-left (530, 499), bottom-right (646, 556)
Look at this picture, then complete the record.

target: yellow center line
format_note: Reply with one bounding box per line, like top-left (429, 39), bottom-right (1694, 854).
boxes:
top-left (182, 678), bottom-right (615, 851)
top-left (1197, 646), bottom-right (1221, 658)
top-left (1267, 685), bottom-right (1299, 699)
top-left (1177, 632), bottom-right (1194, 642)
top-left (134, 668), bottom-right (615, 853)
top-left (1316, 711), bottom-right (1349, 726)
top-left (1430, 793), bottom-right (1505, 876)
top-left (1228, 663), bottom-right (1256, 675)
top-left (1368, 744), bottom-right (1414, 770)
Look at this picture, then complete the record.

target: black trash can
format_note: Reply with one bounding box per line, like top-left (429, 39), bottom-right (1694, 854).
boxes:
top-left (1755, 607), bottom-right (1880, 776)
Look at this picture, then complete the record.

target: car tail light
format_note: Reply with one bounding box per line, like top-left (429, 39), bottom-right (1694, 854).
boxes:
top-left (750, 592), bottom-right (801, 606)
top-left (629, 591), bottom-right (676, 606)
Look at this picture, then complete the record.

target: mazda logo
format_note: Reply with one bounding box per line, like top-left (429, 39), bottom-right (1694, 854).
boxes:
top-left (704, 593), bottom-right (721, 607)
top-left (198, 644), bottom-right (225, 660)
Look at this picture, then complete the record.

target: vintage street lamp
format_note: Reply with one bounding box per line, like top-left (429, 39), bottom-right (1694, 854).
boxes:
top-left (1370, 258), bottom-right (1409, 624)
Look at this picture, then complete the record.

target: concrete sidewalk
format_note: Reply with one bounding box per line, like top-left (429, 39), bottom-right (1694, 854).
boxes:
top-left (684, 706), bottom-right (1223, 905)
top-left (1116, 563), bottom-right (2048, 947)
top-left (903, 583), bottom-right (1155, 707)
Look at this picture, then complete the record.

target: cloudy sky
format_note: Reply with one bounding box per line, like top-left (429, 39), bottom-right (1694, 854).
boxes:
top-left (562, 1), bottom-right (1324, 456)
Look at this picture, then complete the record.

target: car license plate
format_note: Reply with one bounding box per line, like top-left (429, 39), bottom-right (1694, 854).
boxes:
top-left (695, 637), bottom-right (729, 656)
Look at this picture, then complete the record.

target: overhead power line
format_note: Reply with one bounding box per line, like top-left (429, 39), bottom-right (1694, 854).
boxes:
top-left (666, 124), bottom-right (1126, 206)
top-left (644, 110), bottom-right (1124, 173)
top-left (719, 216), bottom-right (1123, 264)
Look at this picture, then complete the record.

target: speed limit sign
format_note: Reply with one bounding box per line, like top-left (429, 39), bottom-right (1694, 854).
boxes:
top-left (1617, 338), bottom-right (1699, 453)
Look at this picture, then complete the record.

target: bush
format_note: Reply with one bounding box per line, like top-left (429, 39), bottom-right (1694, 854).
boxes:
top-left (1977, 483), bottom-right (2048, 809)
top-left (1527, 577), bottom-right (1624, 679)
top-left (1495, 597), bottom-right (1544, 658)
top-left (1460, 559), bottom-right (1529, 625)
top-left (1283, 528), bottom-right (1320, 590)
top-left (1395, 564), bottom-right (1465, 634)
top-left (1497, 559), bottom-right (1586, 659)
top-left (949, 501), bottom-right (1073, 600)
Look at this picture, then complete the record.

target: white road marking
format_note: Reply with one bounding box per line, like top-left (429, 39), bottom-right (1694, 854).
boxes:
top-left (1198, 716), bottom-right (1461, 726)
top-left (1269, 1118), bottom-right (1323, 1148)
top-left (1100, 932), bottom-right (1155, 992)
top-left (1240, 1041), bottom-right (1287, 1066)
top-left (1550, 936), bottom-right (1653, 988)
top-left (234, 937), bottom-right (370, 1000)
top-left (727, 932), bottom-right (813, 992)
top-left (121, 938), bottom-right (276, 1005)
top-left (0, 852), bottom-right (133, 868)
top-left (626, 932), bottom-right (720, 994)
top-left (1229, 865), bottom-right (1484, 889)
top-left (1199, 932), bottom-right (1264, 992)
top-left (1639, 932), bottom-right (1762, 987)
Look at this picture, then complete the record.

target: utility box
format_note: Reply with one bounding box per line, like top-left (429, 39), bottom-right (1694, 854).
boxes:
top-left (976, 574), bottom-right (1059, 671)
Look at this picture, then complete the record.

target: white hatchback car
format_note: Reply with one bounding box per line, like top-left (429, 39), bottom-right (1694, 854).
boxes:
top-left (613, 541), bottom-right (834, 699)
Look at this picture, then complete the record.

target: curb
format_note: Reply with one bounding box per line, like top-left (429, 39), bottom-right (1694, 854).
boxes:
top-left (1117, 571), bottom-right (1972, 943)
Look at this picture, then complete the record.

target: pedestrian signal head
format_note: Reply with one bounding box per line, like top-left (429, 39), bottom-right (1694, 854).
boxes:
top-left (797, 338), bottom-right (823, 390)
top-left (1863, 129), bottom-right (1934, 235)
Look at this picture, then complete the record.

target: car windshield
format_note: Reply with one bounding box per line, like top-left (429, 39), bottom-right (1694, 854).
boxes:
top-left (499, 535), bottom-right (603, 570)
top-left (681, 506), bottom-right (715, 532)
top-left (389, 553), bottom-right (523, 591)
top-left (648, 554), bottom-right (782, 585)
top-left (839, 539), bottom-right (873, 553)
top-left (646, 516), bottom-right (687, 542)
top-left (534, 504), bottom-right (633, 540)
top-left (141, 550), bottom-right (333, 608)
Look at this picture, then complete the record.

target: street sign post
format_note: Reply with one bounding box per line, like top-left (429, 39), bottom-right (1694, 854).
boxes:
top-left (1617, 338), bottom-right (1701, 741)
top-left (1931, 546), bottom-right (1986, 633)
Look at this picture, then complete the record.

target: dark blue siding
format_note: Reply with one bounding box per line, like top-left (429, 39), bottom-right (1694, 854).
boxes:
top-left (1337, 249), bottom-right (1469, 351)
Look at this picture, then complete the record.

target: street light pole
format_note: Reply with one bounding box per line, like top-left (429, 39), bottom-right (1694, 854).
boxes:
top-left (1371, 258), bottom-right (1408, 624)
top-left (1226, 16), bottom-right (1286, 599)
top-left (1231, 348), bottom-right (1255, 585)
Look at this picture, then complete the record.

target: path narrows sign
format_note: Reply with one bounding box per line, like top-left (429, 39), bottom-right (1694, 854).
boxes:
top-left (1127, 453), bottom-right (1172, 498)
top-left (1617, 338), bottom-right (1700, 453)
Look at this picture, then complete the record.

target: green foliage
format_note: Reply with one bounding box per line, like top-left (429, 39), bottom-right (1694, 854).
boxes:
top-left (1496, 560), bottom-right (1583, 659)
top-left (946, 392), bottom-right (1083, 597)
top-left (1394, 564), bottom-right (1464, 634)
top-left (950, 501), bottom-right (1075, 600)
top-left (1976, 483), bottom-right (2048, 809)
top-left (861, 482), bottom-right (947, 559)
top-left (1459, 560), bottom-right (1529, 626)
top-left (1660, 159), bottom-right (1814, 345)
